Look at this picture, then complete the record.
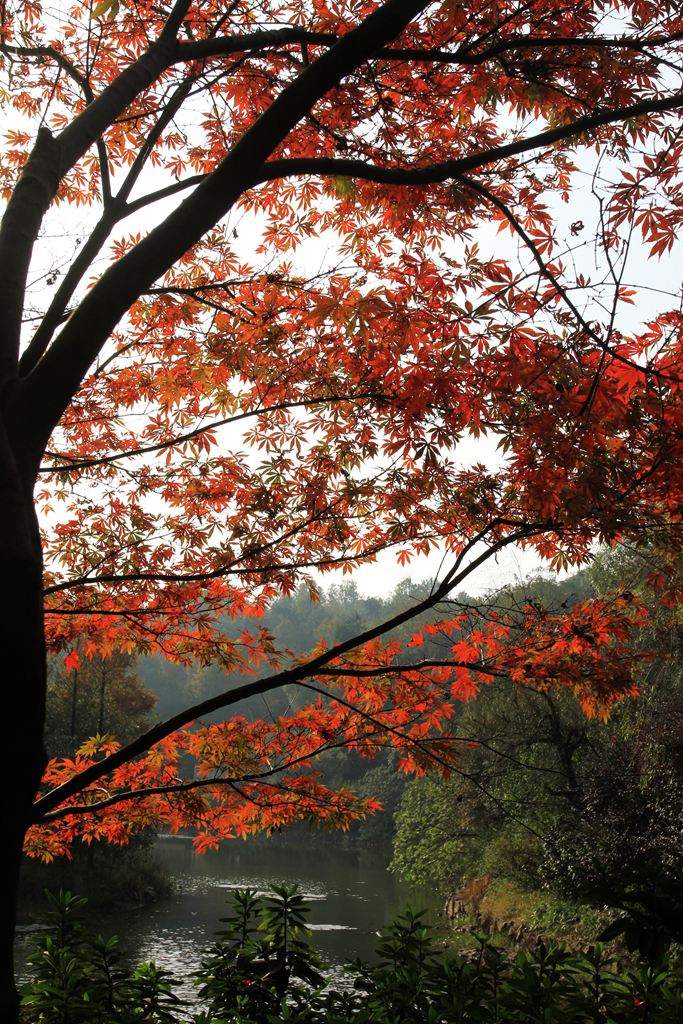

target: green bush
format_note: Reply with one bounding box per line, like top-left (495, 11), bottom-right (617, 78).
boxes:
top-left (195, 885), bottom-right (326, 1021)
top-left (20, 890), bottom-right (182, 1023)
top-left (21, 887), bottom-right (683, 1023)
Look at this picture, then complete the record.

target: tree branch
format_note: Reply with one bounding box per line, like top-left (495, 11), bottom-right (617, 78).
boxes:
top-left (253, 89), bottom-right (683, 192)
top-left (32, 527), bottom-right (532, 820)
top-left (455, 172), bottom-right (681, 385)
top-left (12, 0), bottom-right (431, 475)
top-left (174, 27), bottom-right (683, 67)
top-left (38, 392), bottom-right (384, 474)
top-left (0, 1), bottom-right (202, 389)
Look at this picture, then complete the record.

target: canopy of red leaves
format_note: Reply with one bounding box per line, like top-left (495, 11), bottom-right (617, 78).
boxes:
top-left (3, 0), bottom-right (682, 853)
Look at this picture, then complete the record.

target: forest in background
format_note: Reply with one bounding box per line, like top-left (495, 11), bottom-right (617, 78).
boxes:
top-left (34, 545), bottom-right (683, 953)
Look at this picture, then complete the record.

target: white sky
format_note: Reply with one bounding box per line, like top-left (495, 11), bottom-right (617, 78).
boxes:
top-left (342, 540), bottom-right (552, 598)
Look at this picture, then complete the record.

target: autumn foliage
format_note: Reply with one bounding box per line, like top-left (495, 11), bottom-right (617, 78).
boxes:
top-left (1, 0), bottom-right (683, 1012)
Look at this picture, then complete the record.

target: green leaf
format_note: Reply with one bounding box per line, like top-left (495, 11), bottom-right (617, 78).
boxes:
top-left (92, 0), bottom-right (120, 19)
top-left (334, 177), bottom-right (357, 198)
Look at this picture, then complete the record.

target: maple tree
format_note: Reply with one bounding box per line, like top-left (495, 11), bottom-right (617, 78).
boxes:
top-left (1, 0), bottom-right (683, 1017)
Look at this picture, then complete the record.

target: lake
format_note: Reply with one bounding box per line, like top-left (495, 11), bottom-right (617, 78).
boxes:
top-left (19, 836), bottom-right (443, 1003)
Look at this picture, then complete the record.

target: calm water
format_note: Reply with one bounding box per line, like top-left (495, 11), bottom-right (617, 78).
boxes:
top-left (19, 836), bottom-right (442, 1003)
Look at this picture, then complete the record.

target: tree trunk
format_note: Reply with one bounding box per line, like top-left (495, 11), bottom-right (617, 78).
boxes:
top-left (70, 667), bottom-right (79, 744)
top-left (98, 661), bottom-right (107, 736)
top-left (0, 424), bottom-right (47, 1024)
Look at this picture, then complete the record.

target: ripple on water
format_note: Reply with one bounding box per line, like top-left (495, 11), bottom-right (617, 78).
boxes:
top-left (309, 924), bottom-right (357, 931)
top-left (176, 874), bottom-right (327, 899)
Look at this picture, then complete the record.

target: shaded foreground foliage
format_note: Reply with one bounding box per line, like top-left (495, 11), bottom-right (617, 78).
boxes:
top-left (21, 888), bottom-right (683, 1023)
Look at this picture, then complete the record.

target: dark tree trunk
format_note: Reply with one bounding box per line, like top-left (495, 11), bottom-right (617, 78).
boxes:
top-left (0, 422), bottom-right (47, 1024)
top-left (70, 667), bottom-right (79, 743)
top-left (98, 661), bottom-right (107, 736)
